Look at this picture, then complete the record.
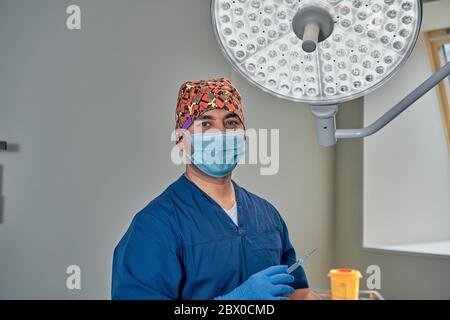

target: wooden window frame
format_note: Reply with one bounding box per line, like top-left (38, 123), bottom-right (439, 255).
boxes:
top-left (424, 28), bottom-right (450, 153)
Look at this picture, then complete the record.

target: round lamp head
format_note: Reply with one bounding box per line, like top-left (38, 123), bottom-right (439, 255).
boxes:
top-left (211, 0), bottom-right (422, 105)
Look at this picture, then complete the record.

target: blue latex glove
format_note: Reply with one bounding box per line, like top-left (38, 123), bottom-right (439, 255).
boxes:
top-left (214, 265), bottom-right (295, 300)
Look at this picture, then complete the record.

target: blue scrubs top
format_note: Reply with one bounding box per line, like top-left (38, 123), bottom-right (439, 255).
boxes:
top-left (112, 174), bottom-right (308, 300)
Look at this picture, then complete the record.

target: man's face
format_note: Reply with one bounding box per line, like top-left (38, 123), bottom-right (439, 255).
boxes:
top-left (189, 109), bottom-right (244, 134)
top-left (178, 109), bottom-right (244, 152)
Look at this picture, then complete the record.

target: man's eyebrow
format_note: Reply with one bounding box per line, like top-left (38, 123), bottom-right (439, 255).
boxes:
top-left (197, 114), bottom-right (215, 121)
top-left (196, 113), bottom-right (241, 122)
top-left (224, 113), bottom-right (240, 120)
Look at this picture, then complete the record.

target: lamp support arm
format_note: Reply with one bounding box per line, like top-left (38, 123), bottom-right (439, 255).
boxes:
top-left (310, 61), bottom-right (450, 146)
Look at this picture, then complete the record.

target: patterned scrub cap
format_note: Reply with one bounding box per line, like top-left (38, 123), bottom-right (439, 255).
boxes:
top-left (175, 77), bottom-right (245, 136)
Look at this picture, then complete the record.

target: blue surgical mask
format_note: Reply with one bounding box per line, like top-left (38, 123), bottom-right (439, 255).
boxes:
top-left (188, 130), bottom-right (246, 178)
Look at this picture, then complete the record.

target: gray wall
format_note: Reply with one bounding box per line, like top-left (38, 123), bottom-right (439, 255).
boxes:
top-left (335, 100), bottom-right (450, 300)
top-left (333, 1), bottom-right (450, 299)
top-left (0, 0), bottom-right (334, 299)
top-left (363, 0), bottom-right (450, 248)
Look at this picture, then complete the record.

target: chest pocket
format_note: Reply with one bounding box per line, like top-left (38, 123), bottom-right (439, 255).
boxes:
top-left (247, 232), bottom-right (283, 265)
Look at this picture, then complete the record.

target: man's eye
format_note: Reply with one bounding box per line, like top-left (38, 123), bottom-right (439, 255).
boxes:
top-left (226, 120), bottom-right (240, 126)
top-left (201, 122), bottom-right (211, 128)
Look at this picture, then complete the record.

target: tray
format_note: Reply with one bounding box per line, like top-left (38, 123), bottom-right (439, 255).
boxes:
top-left (313, 289), bottom-right (384, 300)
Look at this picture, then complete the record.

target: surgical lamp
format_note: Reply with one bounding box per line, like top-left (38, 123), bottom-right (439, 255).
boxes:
top-left (211, 0), bottom-right (450, 146)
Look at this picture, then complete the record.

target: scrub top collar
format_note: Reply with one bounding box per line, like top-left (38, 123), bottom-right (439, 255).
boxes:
top-left (180, 174), bottom-right (247, 235)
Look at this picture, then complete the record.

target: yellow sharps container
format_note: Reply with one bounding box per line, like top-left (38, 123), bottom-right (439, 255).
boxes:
top-left (328, 268), bottom-right (362, 300)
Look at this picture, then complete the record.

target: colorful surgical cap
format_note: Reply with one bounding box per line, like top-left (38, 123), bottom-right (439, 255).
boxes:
top-left (175, 77), bottom-right (245, 133)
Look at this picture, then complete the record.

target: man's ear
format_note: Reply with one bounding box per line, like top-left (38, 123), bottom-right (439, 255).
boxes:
top-left (175, 128), bottom-right (186, 152)
top-left (176, 140), bottom-right (184, 152)
top-left (176, 129), bottom-right (193, 155)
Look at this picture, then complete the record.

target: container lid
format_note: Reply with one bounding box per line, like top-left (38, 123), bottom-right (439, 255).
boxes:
top-left (328, 268), bottom-right (362, 278)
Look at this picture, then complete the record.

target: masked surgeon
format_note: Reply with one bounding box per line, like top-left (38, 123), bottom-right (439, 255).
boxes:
top-left (112, 78), bottom-right (319, 300)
